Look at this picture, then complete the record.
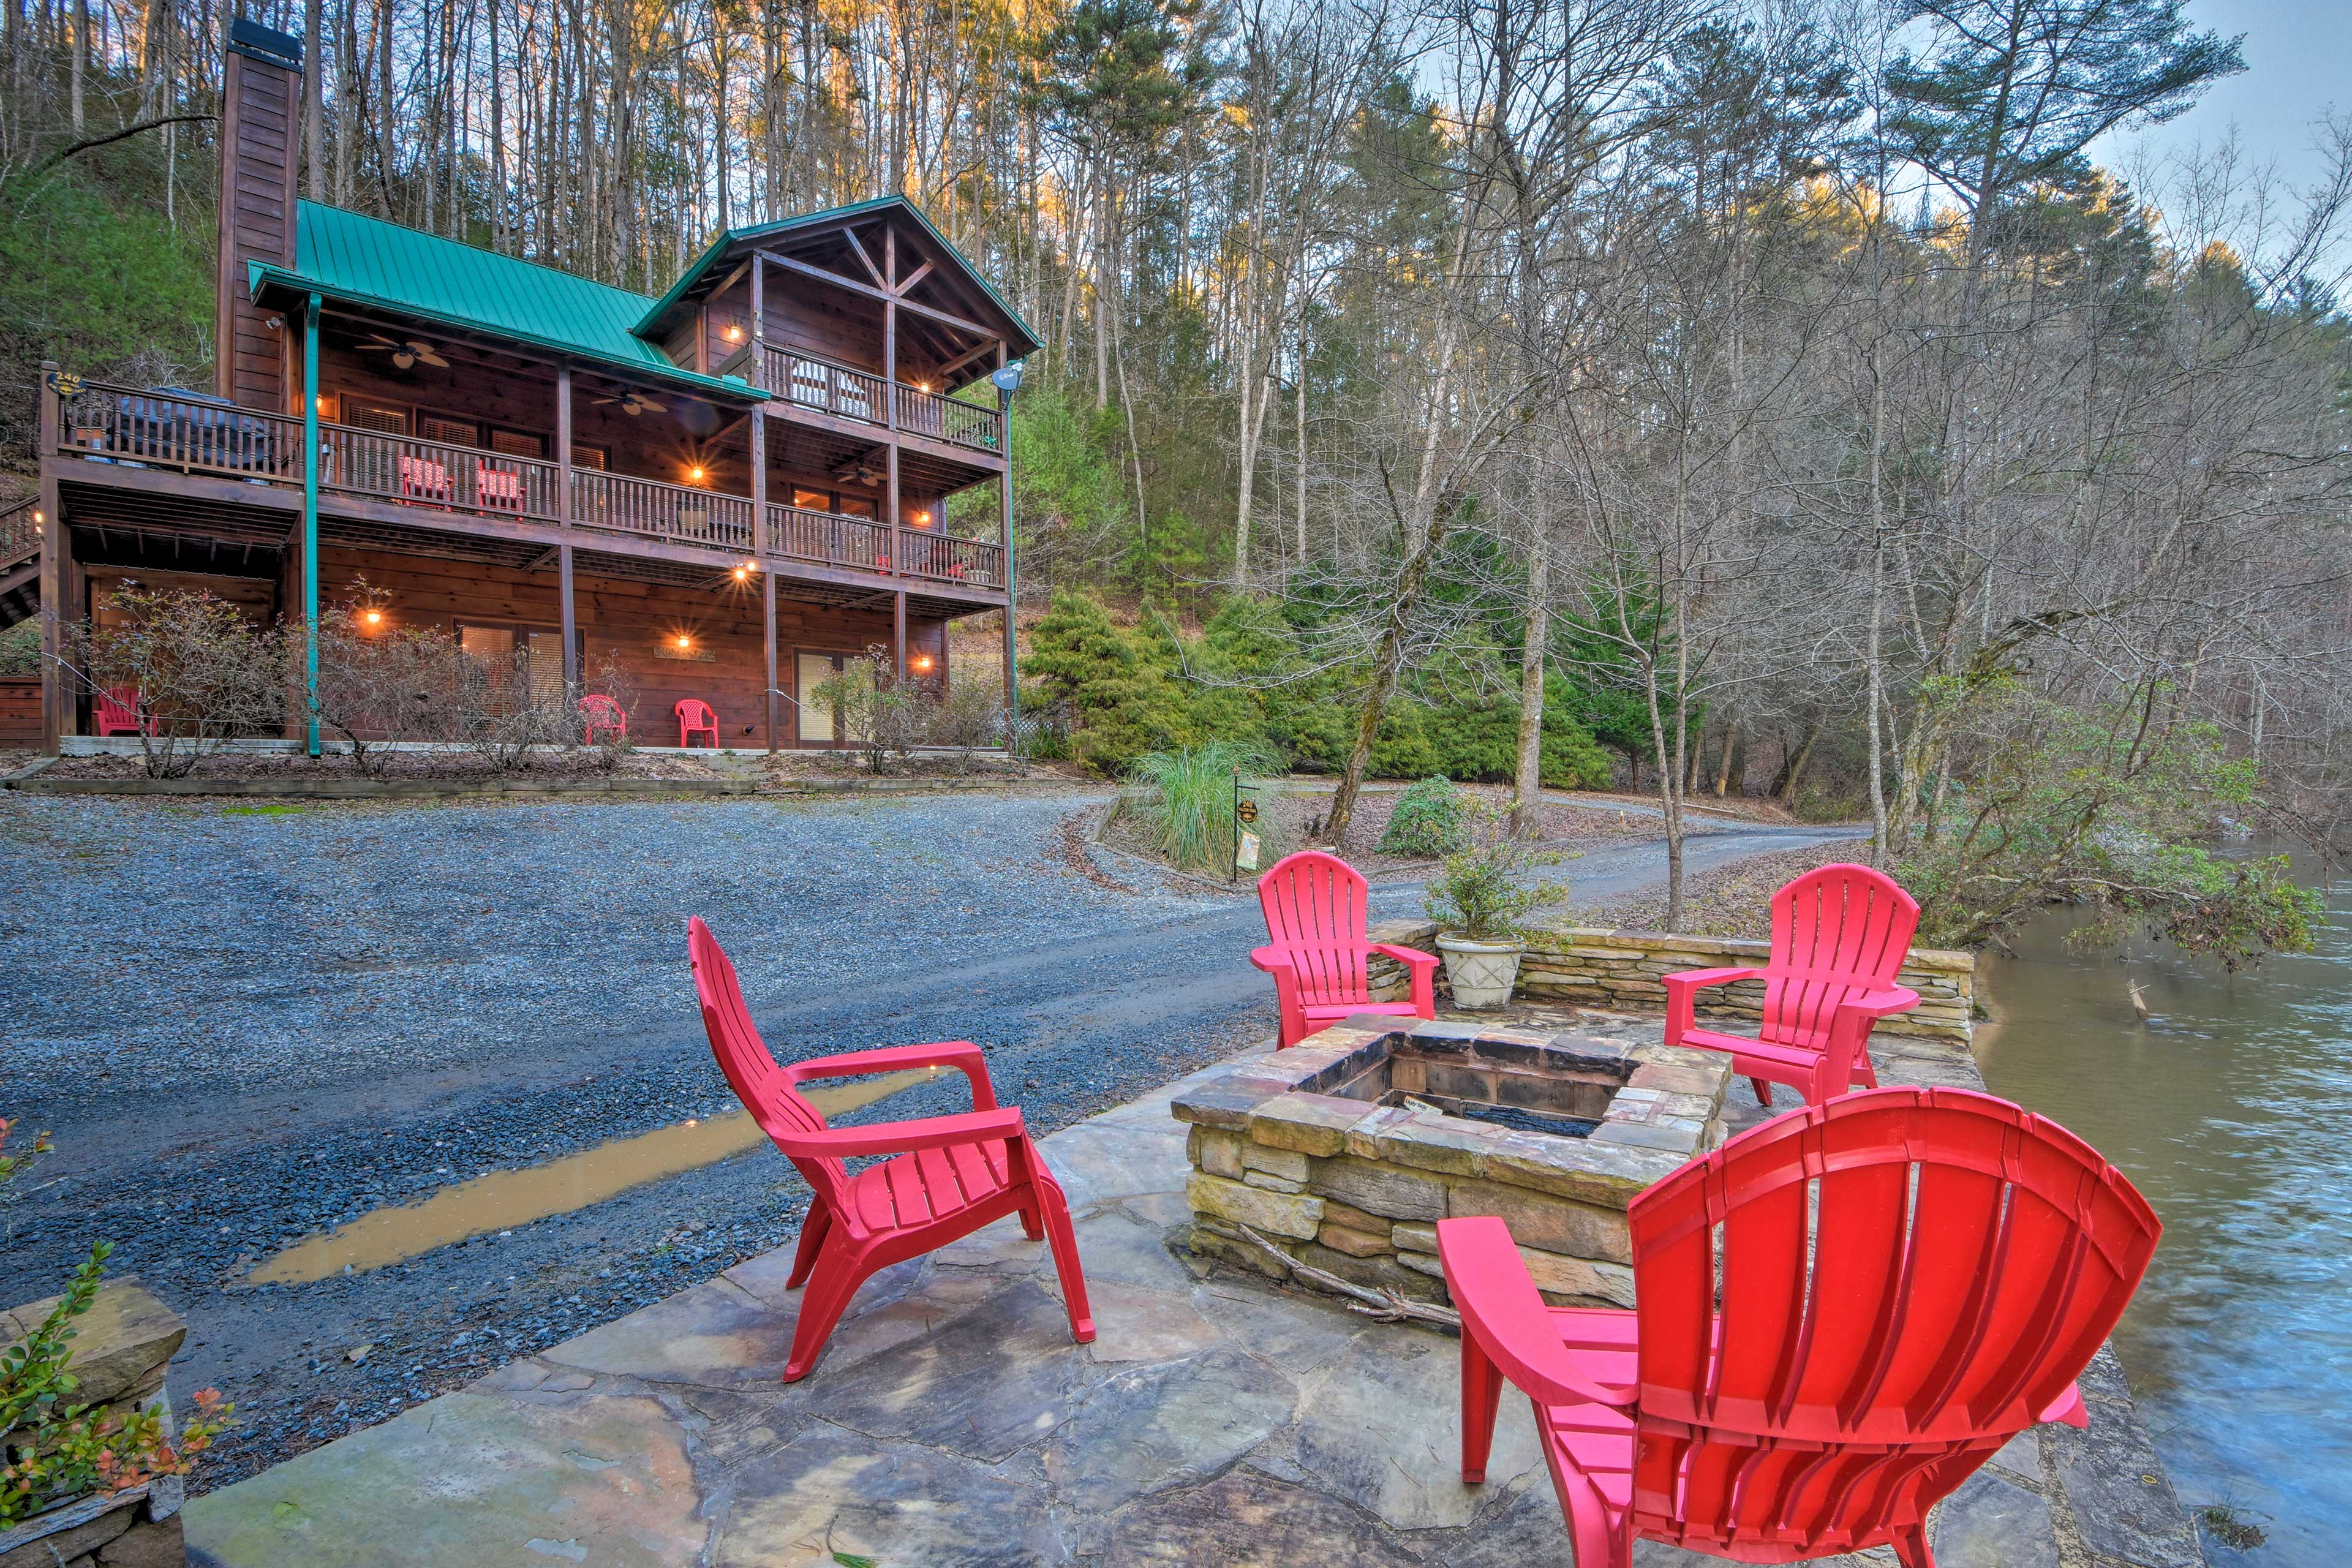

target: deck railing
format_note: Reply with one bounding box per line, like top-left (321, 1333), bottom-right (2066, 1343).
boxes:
top-left (320, 424), bottom-right (562, 522)
top-left (47, 375), bottom-right (1003, 590)
top-left (894, 530), bottom-right (1005, 586)
top-left (768, 505), bottom-right (891, 571)
top-left (895, 385), bottom-right (1002, 453)
top-left (56, 380), bottom-right (300, 483)
top-left (0, 496), bottom-right (39, 571)
top-left (573, 470), bottom-right (756, 552)
top-left (764, 346), bottom-right (888, 427)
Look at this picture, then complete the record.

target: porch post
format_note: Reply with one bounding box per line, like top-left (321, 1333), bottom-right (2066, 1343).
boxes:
top-left (884, 228), bottom-right (903, 680)
top-left (556, 363), bottom-right (578, 696)
top-left (998, 345), bottom-right (1017, 747)
top-left (301, 293), bottom-right (321, 756)
top-left (36, 363), bottom-right (62, 753)
top-left (751, 257), bottom-right (776, 752)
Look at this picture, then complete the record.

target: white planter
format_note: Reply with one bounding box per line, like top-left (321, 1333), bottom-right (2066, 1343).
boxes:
top-left (1436, 935), bottom-right (1524, 1009)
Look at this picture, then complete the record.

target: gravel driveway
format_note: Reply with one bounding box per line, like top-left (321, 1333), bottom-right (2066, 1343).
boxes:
top-left (0, 790), bottom-right (1855, 1488)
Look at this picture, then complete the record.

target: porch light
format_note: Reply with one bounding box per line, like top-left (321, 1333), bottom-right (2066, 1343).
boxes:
top-left (911, 654), bottom-right (935, 673)
top-left (723, 325), bottom-right (744, 342)
top-left (676, 634), bottom-right (692, 650)
top-left (688, 466), bottom-right (707, 483)
top-left (731, 564), bottom-right (750, 582)
top-left (363, 609), bottom-right (384, 627)
top-left (914, 510), bottom-right (931, 527)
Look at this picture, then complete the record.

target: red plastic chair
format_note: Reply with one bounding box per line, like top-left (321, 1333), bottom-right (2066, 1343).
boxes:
top-left (674, 698), bottom-right (720, 748)
top-left (1663, 862), bottom-right (1921, 1107)
top-left (94, 685), bottom-right (154, 737)
top-left (688, 917), bottom-right (1094, 1381)
top-left (477, 462), bottom-right (524, 512)
top-left (580, 694), bottom-right (627, 745)
top-left (1439, 1086), bottom-right (2161, 1568)
top-left (398, 454), bottom-right (451, 505)
top-left (1252, 850), bottom-right (1438, 1049)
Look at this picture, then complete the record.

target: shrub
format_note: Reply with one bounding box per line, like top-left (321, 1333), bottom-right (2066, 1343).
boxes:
top-left (812, 648), bottom-right (1009, 772)
top-left (1423, 803), bottom-right (1569, 943)
top-left (1023, 590), bottom-right (1193, 774)
top-left (1122, 740), bottom-right (1287, 876)
top-left (0, 620), bottom-right (37, 677)
top-left (1379, 776), bottom-right (1471, 857)
top-left (58, 586), bottom-right (287, 777)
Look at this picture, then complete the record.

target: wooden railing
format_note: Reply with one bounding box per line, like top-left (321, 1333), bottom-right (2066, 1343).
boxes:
top-left (895, 385), bottom-right (1002, 453)
top-left (768, 504), bottom-right (891, 571)
top-left (320, 424), bottom-right (561, 521)
top-left (894, 530), bottom-right (1005, 586)
top-left (573, 469), bottom-right (755, 551)
top-left (764, 346), bottom-right (887, 427)
top-left (47, 375), bottom-right (1001, 581)
top-left (55, 380), bottom-right (300, 483)
top-left (0, 496), bottom-right (39, 571)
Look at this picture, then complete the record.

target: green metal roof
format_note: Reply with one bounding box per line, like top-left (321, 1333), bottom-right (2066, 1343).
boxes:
top-left (249, 203), bottom-right (764, 401)
top-left (633, 195), bottom-right (1042, 360)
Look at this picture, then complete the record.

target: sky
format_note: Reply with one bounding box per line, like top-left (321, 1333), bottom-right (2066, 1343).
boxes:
top-left (2091, 0), bottom-right (2350, 196)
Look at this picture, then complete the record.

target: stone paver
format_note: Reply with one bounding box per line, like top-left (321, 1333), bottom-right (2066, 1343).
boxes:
top-left (185, 1014), bottom-right (2203, 1567)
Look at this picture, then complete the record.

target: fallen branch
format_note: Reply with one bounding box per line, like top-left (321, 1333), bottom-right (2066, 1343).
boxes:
top-left (1234, 1223), bottom-right (1461, 1329)
top-left (15, 114), bottom-right (217, 181)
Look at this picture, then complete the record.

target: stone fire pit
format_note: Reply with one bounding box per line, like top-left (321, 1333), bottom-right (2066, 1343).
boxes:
top-left (1175, 1014), bottom-right (1733, 1308)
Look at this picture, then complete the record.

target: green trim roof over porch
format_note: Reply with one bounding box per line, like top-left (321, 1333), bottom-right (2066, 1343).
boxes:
top-left (247, 202), bottom-right (767, 402)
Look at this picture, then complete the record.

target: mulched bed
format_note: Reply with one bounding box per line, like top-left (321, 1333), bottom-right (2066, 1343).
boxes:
top-left (1582, 840), bottom-right (1867, 938)
top-left (38, 746), bottom-right (736, 781)
top-left (1306, 783), bottom-right (1689, 873)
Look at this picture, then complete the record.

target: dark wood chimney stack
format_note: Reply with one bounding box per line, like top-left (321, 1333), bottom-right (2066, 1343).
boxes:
top-left (215, 18), bottom-right (304, 411)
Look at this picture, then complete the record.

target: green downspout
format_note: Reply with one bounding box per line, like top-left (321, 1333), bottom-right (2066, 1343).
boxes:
top-left (303, 293), bottom-right (321, 757)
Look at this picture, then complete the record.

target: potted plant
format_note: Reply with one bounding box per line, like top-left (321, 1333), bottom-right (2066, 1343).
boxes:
top-left (1422, 809), bottom-right (1567, 1008)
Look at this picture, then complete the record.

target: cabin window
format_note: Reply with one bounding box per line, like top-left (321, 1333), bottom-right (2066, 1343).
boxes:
top-left (835, 495), bottom-right (876, 520)
top-left (791, 488), bottom-right (830, 512)
top-left (794, 650), bottom-right (872, 745)
top-left (456, 622), bottom-right (573, 707)
top-left (488, 428), bottom-right (546, 460)
top-left (420, 414), bottom-right (479, 448)
top-left (571, 447), bottom-right (608, 471)
top-left (347, 403), bottom-right (409, 435)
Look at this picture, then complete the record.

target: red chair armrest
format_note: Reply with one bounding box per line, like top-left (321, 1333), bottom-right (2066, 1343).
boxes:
top-left (1662, 966), bottom-right (1765, 993)
top-left (772, 1106), bottom-right (1025, 1159)
top-left (1370, 943), bottom-right (1441, 973)
top-left (1249, 945), bottom-right (1298, 976)
top-left (1438, 1217), bottom-right (1636, 1409)
top-left (2038, 1383), bottom-right (2089, 1429)
top-left (785, 1040), bottom-right (1000, 1110)
top-left (1838, 986), bottom-right (1921, 1019)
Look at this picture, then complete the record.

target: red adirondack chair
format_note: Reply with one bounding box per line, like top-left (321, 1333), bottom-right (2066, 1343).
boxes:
top-left (580, 694), bottom-right (627, 745)
top-left (1253, 850), bottom-right (1438, 1049)
top-left (1439, 1085), bottom-right (2161, 1568)
top-left (1662, 862), bottom-right (1921, 1108)
top-left (94, 685), bottom-right (153, 737)
top-left (674, 698), bottom-right (720, 748)
top-left (688, 917), bottom-right (1095, 1381)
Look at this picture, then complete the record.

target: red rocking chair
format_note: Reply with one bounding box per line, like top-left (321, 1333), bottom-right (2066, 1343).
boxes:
top-left (580, 694), bottom-right (627, 745)
top-left (1252, 850), bottom-right (1438, 1049)
top-left (1439, 1085), bottom-right (2162, 1568)
top-left (674, 698), bottom-right (720, 748)
top-left (688, 918), bottom-right (1095, 1381)
top-left (1663, 862), bottom-right (1922, 1107)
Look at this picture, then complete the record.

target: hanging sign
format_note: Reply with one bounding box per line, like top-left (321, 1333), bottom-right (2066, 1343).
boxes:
top-left (1235, 830), bottom-right (1262, 873)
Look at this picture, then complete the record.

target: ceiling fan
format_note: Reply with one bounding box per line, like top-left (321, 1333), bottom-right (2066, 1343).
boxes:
top-left (835, 454), bottom-right (884, 486)
top-left (358, 333), bottom-right (448, 369)
top-left (594, 390), bottom-right (669, 417)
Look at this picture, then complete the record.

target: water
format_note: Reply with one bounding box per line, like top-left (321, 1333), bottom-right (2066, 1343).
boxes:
top-left (1976, 867), bottom-right (2352, 1566)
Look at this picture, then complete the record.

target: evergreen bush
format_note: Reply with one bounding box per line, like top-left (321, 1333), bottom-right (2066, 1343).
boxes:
top-left (1378, 776), bottom-right (1471, 857)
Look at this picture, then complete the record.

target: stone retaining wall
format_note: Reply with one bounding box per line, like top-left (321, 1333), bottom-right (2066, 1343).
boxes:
top-left (0, 1280), bottom-right (190, 1568)
top-left (1367, 918), bottom-right (1974, 1042)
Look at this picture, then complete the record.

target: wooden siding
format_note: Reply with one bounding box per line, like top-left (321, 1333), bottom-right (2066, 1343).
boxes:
top-left (216, 42), bottom-right (299, 412)
top-left (315, 546), bottom-right (943, 746)
top-left (0, 677), bottom-right (39, 744)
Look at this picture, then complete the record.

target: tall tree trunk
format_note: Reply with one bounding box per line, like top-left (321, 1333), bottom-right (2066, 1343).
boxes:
top-left (1510, 530), bottom-right (1549, 835)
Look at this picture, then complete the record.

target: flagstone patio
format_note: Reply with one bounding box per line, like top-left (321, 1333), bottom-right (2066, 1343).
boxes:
top-left (183, 1012), bottom-right (2208, 1568)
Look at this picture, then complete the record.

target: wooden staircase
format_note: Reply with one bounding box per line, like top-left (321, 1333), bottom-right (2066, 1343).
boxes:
top-left (0, 496), bottom-right (37, 631)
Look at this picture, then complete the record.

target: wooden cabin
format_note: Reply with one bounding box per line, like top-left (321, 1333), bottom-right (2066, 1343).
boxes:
top-left (12, 18), bottom-right (1030, 753)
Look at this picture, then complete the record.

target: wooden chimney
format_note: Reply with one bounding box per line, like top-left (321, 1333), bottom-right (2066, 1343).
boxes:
top-left (214, 18), bottom-right (303, 411)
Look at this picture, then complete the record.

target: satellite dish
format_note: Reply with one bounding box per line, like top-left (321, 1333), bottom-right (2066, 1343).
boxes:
top-left (990, 360), bottom-right (1026, 394)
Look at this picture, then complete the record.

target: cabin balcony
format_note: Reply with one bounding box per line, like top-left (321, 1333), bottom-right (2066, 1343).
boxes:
top-left (43, 375), bottom-right (1005, 597)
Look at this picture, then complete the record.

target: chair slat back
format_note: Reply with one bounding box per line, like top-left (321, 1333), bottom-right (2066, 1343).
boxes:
top-left (1758, 864), bottom-right (1921, 1049)
top-left (687, 917), bottom-right (850, 1206)
top-left (96, 687), bottom-right (141, 731)
top-left (1627, 1087), bottom-right (2159, 1558)
top-left (1257, 851), bottom-right (1373, 1007)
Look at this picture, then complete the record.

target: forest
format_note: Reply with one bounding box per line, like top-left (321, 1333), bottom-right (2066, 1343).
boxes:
top-left (1, 0), bottom-right (2346, 948)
